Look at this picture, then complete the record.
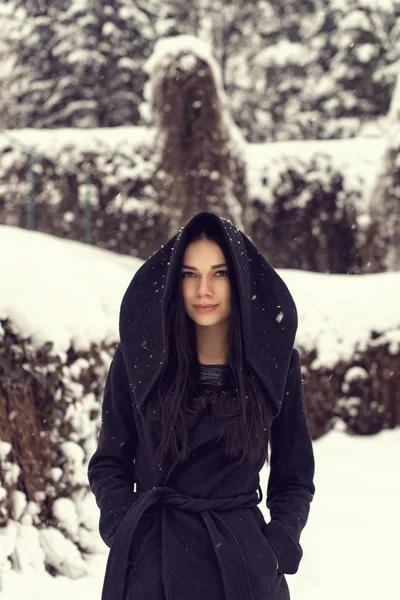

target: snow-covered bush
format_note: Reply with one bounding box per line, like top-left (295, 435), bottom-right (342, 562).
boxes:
top-left (302, 339), bottom-right (399, 438)
top-left (367, 135), bottom-right (400, 271)
top-left (0, 318), bottom-right (111, 576)
top-left (245, 152), bottom-right (382, 274)
top-left (0, 130), bottom-right (389, 274)
top-left (0, 132), bottom-right (171, 260)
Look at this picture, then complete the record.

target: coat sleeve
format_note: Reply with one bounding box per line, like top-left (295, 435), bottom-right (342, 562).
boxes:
top-left (87, 344), bottom-right (138, 548)
top-left (263, 348), bottom-right (315, 575)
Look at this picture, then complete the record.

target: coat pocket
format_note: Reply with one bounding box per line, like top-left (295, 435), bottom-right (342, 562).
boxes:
top-left (262, 532), bottom-right (281, 573)
top-left (251, 507), bottom-right (281, 575)
top-left (130, 511), bottom-right (154, 570)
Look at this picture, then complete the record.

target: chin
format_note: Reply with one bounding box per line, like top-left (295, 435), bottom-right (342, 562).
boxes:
top-left (194, 316), bottom-right (220, 326)
top-left (191, 310), bottom-right (229, 326)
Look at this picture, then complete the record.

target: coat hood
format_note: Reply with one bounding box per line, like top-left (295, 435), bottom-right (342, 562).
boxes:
top-left (119, 211), bottom-right (297, 417)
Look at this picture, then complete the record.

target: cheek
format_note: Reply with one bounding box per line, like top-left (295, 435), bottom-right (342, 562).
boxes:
top-left (181, 284), bottom-right (191, 306)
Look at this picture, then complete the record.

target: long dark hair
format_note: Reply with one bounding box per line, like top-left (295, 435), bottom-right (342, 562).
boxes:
top-left (154, 219), bottom-right (273, 467)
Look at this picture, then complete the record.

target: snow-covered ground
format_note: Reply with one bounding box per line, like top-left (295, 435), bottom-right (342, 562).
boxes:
top-left (1, 427), bottom-right (399, 600)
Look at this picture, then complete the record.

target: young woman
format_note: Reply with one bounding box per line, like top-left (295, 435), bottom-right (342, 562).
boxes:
top-left (88, 211), bottom-right (315, 600)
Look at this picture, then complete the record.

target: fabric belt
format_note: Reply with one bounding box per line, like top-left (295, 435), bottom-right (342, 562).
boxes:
top-left (101, 485), bottom-right (263, 600)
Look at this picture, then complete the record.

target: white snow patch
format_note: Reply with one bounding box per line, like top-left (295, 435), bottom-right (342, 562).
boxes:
top-left (50, 468), bottom-right (63, 483)
top-left (0, 225), bottom-right (142, 355)
top-left (278, 269), bottom-right (400, 369)
top-left (143, 34), bottom-right (224, 98)
top-left (52, 498), bottom-right (80, 538)
top-left (0, 440), bottom-right (12, 460)
top-left (0, 127), bottom-right (155, 158)
top-left (344, 366), bottom-right (369, 382)
top-left (0, 521), bottom-right (17, 567)
top-left (10, 491), bottom-right (27, 521)
top-left (13, 524), bottom-right (46, 572)
top-left (39, 527), bottom-right (87, 579)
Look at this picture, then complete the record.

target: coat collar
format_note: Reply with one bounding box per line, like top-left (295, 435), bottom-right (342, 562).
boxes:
top-left (119, 211), bottom-right (297, 417)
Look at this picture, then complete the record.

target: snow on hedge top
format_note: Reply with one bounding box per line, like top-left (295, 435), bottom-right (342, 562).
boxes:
top-left (0, 127), bottom-right (386, 196)
top-left (143, 34), bottom-right (224, 95)
top-left (0, 225), bottom-right (142, 357)
top-left (286, 269), bottom-right (400, 369)
top-left (0, 225), bottom-right (399, 368)
top-left (246, 136), bottom-right (387, 199)
top-left (0, 127), bottom-right (154, 156)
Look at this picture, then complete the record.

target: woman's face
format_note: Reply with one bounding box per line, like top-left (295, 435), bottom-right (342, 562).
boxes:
top-left (181, 238), bottom-right (231, 327)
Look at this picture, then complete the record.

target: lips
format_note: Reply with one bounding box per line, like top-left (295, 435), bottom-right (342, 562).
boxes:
top-left (194, 304), bottom-right (218, 308)
top-left (193, 304), bottom-right (219, 313)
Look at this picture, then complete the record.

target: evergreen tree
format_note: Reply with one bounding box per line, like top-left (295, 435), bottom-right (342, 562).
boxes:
top-left (3, 0), bottom-right (159, 127)
top-left (300, 0), bottom-right (400, 138)
top-left (0, 3), bottom-right (17, 127)
top-left (2, 0), bottom-right (66, 128)
top-left (226, 0), bottom-right (400, 141)
top-left (232, 0), bottom-right (318, 141)
top-left (2, 0), bottom-right (400, 137)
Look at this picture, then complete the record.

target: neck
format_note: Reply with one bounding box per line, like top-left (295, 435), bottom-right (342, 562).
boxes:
top-left (196, 320), bottom-right (229, 365)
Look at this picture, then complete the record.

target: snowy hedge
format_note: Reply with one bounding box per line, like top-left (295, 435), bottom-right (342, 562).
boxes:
top-left (302, 343), bottom-right (399, 439)
top-left (245, 152), bottom-right (373, 274)
top-left (0, 129), bottom-right (389, 273)
top-left (0, 227), bottom-right (143, 577)
top-left (1, 319), bottom-right (398, 576)
top-left (0, 128), bottom-right (171, 260)
top-left (366, 133), bottom-right (400, 271)
top-left (286, 269), bottom-right (400, 438)
top-left (0, 318), bottom-right (110, 577)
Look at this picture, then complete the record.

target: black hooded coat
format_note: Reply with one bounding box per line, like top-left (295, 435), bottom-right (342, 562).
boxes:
top-left (88, 211), bottom-right (315, 600)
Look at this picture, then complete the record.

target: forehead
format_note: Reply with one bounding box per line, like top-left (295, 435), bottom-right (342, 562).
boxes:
top-left (182, 239), bottom-right (225, 262)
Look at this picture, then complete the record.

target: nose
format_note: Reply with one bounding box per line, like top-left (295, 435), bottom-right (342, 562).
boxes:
top-left (197, 276), bottom-right (213, 297)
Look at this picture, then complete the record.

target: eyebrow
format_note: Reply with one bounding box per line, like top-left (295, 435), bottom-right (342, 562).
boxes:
top-left (181, 263), bottom-right (227, 270)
